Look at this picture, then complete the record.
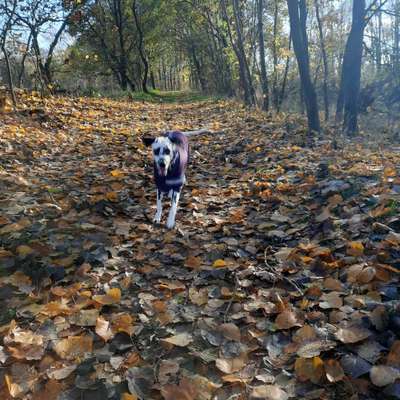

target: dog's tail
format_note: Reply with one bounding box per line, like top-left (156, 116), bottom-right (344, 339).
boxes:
top-left (181, 128), bottom-right (211, 137)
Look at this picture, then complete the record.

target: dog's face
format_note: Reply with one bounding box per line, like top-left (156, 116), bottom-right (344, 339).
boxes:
top-left (143, 136), bottom-right (174, 177)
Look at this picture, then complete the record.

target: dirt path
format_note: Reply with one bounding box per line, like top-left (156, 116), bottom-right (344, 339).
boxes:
top-left (1, 94), bottom-right (400, 399)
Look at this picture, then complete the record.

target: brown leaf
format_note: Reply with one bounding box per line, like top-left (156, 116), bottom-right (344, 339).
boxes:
top-left (93, 287), bottom-right (121, 305)
top-left (161, 377), bottom-right (197, 400)
top-left (5, 363), bottom-right (39, 398)
top-left (294, 357), bottom-right (324, 384)
top-left (335, 326), bottom-right (371, 344)
top-left (69, 309), bottom-right (99, 326)
top-left (216, 355), bottom-right (247, 373)
top-left (387, 341), bottom-right (400, 367)
top-left (188, 287), bottom-right (208, 305)
top-left (297, 340), bottom-right (336, 358)
top-left (325, 359), bottom-right (345, 383)
top-left (112, 313), bottom-right (135, 336)
top-left (185, 255), bottom-right (202, 269)
top-left (53, 336), bottom-right (93, 360)
top-left (370, 365), bottom-right (400, 387)
top-left (275, 309), bottom-right (303, 330)
top-left (250, 385), bottom-right (288, 400)
top-left (95, 317), bottom-right (113, 342)
top-left (32, 380), bottom-right (62, 400)
top-left (218, 323), bottom-right (241, 341)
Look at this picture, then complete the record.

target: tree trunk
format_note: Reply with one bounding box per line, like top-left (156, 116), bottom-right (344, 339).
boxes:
top-left (221, 0), bottom-right (255, 106)
top-left (278, 30), bottom-right (291, 112)
top-left (287, 0), bottom-right (320, 134)
top-left (18, 33), bottom-right (31, 88)
top-left (315, 0), bottom-right (329, 121)
top-left (272, 0), bottom-right (279, 109)
top-left (2, 45), bottom-right (17, 108)
top-left (337, 0), bottom-right (366, 135)
top-left (150, 71), bottom-right (156, 90)
top-left (395, 0), bottom-right (400, 79)
top-left (132, 0), bottom-right (149, 93)
top-left (257, 0), bottom-right (269, 111)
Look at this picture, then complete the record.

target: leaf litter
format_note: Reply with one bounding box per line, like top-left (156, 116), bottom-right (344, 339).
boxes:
top-left (1, 92), bottom-right (400, 398)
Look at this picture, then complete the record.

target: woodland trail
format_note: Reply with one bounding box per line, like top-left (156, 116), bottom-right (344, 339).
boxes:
top-left (1, 93), bottom-right (400, 399)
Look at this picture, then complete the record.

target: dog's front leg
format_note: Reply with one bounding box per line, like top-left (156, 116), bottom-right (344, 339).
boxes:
top-left (154, 189), bottom-right (163, 223)
top-left (166, 190), bottom-right (180, 229)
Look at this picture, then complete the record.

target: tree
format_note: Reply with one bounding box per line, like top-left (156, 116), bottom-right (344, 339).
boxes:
top-left (0, 0), bottom-right (17, 107)
top-left (314, 0), bottom-right (329, 121)
top-left (286, 0), bottom-right (320, 134)
top-left (336, 0), bottom-right (388, 135)
top-left (11, 0), bottom-right (85, 88)
top-left (132, 0), bottom-right (149, 93)
top-left (221, 0), bottom-right (255, 106)
top-left (257, 0), bottom-right (269, 111)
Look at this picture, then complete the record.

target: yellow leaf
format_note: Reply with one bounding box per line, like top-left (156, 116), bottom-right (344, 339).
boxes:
top-left (110, 169), bottom-right (125, 178)
top-left (121, 394), bottom-right (138, 400)
top-left (16, 245), bottom-right (34, 257)
top-left (93, 288), bottom-right (121, 305)
top-left (347, 241), bottom-right (364, 257)
top-left (213, 259), bottom-right (226, 268)
top-left (106, 191), bottom-right (118, 202)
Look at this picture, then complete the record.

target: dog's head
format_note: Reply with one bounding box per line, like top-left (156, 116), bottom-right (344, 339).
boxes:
top-left (143, 135), bottom-right (175, 177)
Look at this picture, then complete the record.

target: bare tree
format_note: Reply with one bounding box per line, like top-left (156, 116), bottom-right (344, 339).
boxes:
top-left (287, 0), bottom-right (320, 134)
top-left (132, 0), bottom-right (149, 93)
top-left (257, 0), bottom-right (269, 111)
top-left (0, 0), bottom-right (17, 107)
top-left (336, 0), bottom-right (388, 135)
top-left (314, 0), bottom-right (329, 121)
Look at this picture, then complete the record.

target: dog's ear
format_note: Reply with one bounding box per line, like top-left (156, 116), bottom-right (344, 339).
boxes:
top-left (142, 137), bottom-right (155, 147)
top-left (167, 131), bottom-right (183, 145)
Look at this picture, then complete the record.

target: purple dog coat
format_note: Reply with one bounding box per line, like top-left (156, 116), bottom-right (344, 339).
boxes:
top-left (154, 131), bottom-right (189, 193)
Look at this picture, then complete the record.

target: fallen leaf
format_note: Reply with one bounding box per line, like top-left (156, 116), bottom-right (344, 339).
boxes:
top-left (161, 332), bottom-right (193, 347)
top-left (93, 287), bottom-right (121, 305)
top-left (325, 359), bottom-right (345, 382)
top-left (335, 326), bottom-right (371, 344)
top-left (275, 309), bottom-right (303, 330)
top-left (250, 385), bottom-right (288, 400)
top-left (370, 365), bottom-right (400, 387)
top-left (53, 336), bottom-right (93, 360)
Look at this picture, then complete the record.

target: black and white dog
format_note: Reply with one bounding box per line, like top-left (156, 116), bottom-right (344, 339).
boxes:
top-left (143, 131), bottom-right (190, 229)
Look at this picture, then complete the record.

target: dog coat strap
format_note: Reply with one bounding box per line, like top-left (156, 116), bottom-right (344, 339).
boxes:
top-left (165, 175), bottom-right (186, 187)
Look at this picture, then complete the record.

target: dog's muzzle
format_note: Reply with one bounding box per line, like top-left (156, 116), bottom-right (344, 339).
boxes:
top-left (158, 160), bottom-right (167, 176)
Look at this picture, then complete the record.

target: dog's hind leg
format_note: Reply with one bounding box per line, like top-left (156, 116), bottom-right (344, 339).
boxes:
top-left (166, 190), bottom-right (180, 229)
top-left (154, 189), bottom-right (163, 223)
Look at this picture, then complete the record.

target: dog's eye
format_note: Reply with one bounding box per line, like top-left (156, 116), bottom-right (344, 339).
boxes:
top-left (154, 148), bottom-right (160, 156)
top-left (164, 148), bottom-right (170, 155)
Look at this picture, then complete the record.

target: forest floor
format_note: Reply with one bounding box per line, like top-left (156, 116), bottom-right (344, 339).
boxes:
top-left (1, 93), bottom-right (400, 400)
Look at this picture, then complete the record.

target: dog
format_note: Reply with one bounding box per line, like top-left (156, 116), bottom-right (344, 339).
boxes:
top-left (142, 129), bottom-right (209, 229)
top-left (142, 131), bottom-right (190, 229)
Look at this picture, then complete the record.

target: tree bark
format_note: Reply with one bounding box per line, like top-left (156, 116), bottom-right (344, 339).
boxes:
top-left (257, 0), bottom-right (269, 111)
top-left (132, 0), bottom-right (149, 93)
top-left (287, 0), bottom-right (320, 134)
top-left (315, 0), bottom-right (329, 121)
top-left (272, 0), bottom-right (279, 109)
top-left (337, 0), bottom-right (366, 135)
top-left (1, 45), bottom-right (17, 108)
top-left (221, 0), bottom-right (255, 106)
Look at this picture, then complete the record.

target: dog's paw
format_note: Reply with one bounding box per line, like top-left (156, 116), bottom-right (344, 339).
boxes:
top-left (166, 219), bottom-right (175, 229)
top-left (153, 213), bottom-right (162, 224)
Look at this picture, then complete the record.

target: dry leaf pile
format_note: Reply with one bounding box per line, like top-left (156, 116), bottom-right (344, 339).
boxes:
top-left (1, 92), bottom-right (400, 399)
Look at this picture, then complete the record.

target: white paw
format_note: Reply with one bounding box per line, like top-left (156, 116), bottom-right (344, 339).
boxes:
top-left (153, 213), bottom-right (162, 224)
top-left (166, 218), bottom-right (175, 229)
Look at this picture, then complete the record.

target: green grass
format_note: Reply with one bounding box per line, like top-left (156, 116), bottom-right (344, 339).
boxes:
top-left (128, 90), bottom-right (220, 103)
